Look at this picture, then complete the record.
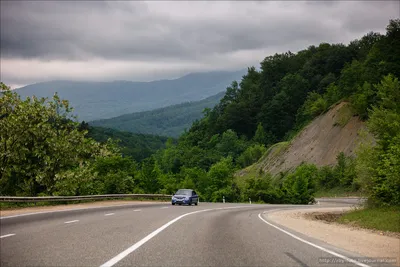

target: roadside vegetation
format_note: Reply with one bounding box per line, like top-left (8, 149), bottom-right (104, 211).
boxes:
top-left (1, 20), bottom-right (399, 212)
top-left (337, 206), bottom-right (400, 233)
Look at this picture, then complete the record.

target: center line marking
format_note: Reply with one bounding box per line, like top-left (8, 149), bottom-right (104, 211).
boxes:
top-left (133, 209), bottom-right (141, 212)
top-left (105, 213), bottom-right (115, 216)
top-left (64, 220), bottom-right (79, 224)
top-left (0, 233), bottom-right (15, 239)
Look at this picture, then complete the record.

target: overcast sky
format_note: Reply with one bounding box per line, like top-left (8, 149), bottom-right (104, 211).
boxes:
top-left (1, 1), bottom-right (399, 89)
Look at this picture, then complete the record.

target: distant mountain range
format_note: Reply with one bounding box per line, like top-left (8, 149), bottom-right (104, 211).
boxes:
top-left (90, 91), bottom-right (225, 137)
top-left (15, 69), bottom-right (246, 121)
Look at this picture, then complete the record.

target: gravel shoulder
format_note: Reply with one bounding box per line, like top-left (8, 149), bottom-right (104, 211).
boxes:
top-left (0, 200), bottom-right (166, 217)
top-left (266, 207), bottom-right (400, 267)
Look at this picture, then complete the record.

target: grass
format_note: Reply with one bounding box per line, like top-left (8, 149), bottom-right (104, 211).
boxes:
top-left (337, 206), bottom-right (400, 233)
top-left (334, 104), bottom-right (353, 127)
top-left (315, 187), bottom-right (364, 198)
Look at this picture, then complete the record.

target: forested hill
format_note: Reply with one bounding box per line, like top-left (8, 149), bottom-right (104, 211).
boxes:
top-left (89, 92), bottom-right (225, 137)
top-left (145, 19), bottom-right (399, 206)
top-left (15, 69), bottom-right (246, 121)
top-left (82, 124), bottom-right (171, 162)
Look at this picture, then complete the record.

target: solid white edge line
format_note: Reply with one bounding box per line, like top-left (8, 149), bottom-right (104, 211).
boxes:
top-left (104, 213), bottom-right (115, 216)
top-left (99, 206), bottom-right (248, 267)
top-left (0, 233), bottom-right (16, 239)
top-left (64, 220), bottom-right (79, 224)
top-left (257, 213), bottom-right (371, 267)
top-left (133, 209), bottom-right (141, 211)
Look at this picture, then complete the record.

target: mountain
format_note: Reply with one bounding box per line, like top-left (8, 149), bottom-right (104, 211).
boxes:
top-left (15, 69), bottom-right (246, 121)
top-left (89, 91), bottom-right (225, 137)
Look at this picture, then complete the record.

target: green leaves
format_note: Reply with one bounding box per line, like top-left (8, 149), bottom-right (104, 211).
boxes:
top-left (0, 86), bottom-right (119, 196)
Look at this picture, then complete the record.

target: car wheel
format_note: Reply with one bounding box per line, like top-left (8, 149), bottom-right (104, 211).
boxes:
top-left (194, 202), bottom-right (198, 206)
top-left (172, 203), bottom-right (175, 205)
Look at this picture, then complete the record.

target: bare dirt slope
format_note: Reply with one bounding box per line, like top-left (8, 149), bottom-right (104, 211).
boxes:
top-left (240, 102), bottom-right (371, 177)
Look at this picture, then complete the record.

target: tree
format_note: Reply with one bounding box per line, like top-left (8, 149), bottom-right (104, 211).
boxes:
top-left (0, 83), bottom-right (115, 196)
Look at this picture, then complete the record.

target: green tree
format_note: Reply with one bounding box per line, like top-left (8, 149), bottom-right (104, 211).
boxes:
top-left (0, 83), bottom-right (114, 196)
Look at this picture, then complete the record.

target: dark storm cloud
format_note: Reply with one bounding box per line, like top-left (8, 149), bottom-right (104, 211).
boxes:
top-left (0, 1), bottom-right (398, 87)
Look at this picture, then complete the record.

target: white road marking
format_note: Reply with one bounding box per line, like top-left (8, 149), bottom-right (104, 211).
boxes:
top-left (104, 213), bottom-right (115, 216)
top-left (100, 206), bottom-right (248, 267)
top-left (0, 233), bottom-right (15, 239)
top-left (258, 213), bottom-right (370, 267)
top-left (64, 220), bottom-right (79, 224)
top-left (0, 203), bottom-right (164, 219)
top-left (133, 209), bottom-right (141, 212)
top-left (160, 207), bottom-right (168, 209)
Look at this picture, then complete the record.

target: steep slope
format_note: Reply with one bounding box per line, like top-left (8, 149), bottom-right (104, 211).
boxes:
top-left (240, 102), bottom-right (372, 177)
top-left (89, 92), bottom-right (224, 137)
top-left (15, 69), bottom-right (246, 121)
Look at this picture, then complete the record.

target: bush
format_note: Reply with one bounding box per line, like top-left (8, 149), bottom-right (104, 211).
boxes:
top-left (237, 144), bottom-right (267, 168)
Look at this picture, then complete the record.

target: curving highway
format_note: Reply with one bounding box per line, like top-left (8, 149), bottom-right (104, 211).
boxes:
top-left (0, 199), bottom-right (382, 267)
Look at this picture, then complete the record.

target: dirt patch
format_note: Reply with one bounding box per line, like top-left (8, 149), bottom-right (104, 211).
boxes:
top-left (304, 210), bottom-right (400, 239)
top-left (248, 102), bottom-right (373, 176)
top-left (304, 211), bottom-right (344, 223)
top-left (267, 207), bottom-right (400, 267)
top-left (0, 200), bottom-right (166, 217)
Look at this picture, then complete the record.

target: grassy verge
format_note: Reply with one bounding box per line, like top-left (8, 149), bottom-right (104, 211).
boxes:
top-left (338, 206), bottom-right (400, 233)
top-left (0, 198), bottom-right (169, 210)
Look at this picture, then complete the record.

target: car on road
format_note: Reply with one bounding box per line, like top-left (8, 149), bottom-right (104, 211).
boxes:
top-left (171, 189), bottom-right (198, 206)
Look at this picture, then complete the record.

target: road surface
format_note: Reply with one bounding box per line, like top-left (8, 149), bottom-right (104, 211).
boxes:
top-left (0, 199), bottom-right (386, 267)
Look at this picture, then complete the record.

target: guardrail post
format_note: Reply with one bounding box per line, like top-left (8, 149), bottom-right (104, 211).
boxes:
top-left (223, 196), bottom-right (225, 203)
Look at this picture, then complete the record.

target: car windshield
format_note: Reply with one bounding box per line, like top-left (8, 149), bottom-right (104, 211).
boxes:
top-left (175, 189), bottom-right (191, 196)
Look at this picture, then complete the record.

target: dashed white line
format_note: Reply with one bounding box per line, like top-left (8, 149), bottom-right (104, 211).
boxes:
top-left (105, 213), bottom-right (115, 216)
top-left (64, 220), bottom-right (79, 224)
top-left (160, 207), bottom-right (169, 209)
top-left (133, 209), bottom-right (141, 212)
top-left (258, 213), bottom-right (370, 267)
top-left (0, 233), bottom-right (15, 239)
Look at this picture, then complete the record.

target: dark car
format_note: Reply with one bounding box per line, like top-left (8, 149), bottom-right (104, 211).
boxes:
top-left (171, 189), bottom-right (198, 206)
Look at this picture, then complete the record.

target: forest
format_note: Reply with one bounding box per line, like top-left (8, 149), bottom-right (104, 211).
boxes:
top-left (1, 19), bottom-right (399, 207)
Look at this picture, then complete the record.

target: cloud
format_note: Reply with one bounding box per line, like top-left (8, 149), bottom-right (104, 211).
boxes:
top-left (1, 1), bottom-right (398, 86)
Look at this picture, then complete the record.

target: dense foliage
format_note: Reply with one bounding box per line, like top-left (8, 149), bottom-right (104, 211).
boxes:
top-left (89, 92), bottom-right (224, 137)
top-left (1, 20), bottom-right (399, 207)
top-left (83, 124), bottom-right (170, 162)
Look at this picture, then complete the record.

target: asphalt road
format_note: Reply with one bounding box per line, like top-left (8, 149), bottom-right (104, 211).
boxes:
top-left (0, 199), bottom-right (383, 267)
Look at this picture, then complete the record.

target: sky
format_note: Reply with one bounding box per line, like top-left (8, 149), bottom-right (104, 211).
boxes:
top-left (1, 1), bottom-right (399, 89)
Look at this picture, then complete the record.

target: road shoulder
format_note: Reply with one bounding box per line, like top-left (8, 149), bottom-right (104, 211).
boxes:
top-left (265, 207), bottom-right (400, 267)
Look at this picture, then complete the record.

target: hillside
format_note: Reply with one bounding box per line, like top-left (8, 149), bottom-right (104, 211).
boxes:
top-left (83, 124), bottom-right (171, 162)
top-left (89, 92), bottom-right (224, 137)
top-left (15, 69), bottom-right (246, 121)
top-left (238, 102), bottom-right (371, 177)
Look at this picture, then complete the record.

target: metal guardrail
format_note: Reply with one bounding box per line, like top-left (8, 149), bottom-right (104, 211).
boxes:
top-left (0, 194), bottom-right (172, 202)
